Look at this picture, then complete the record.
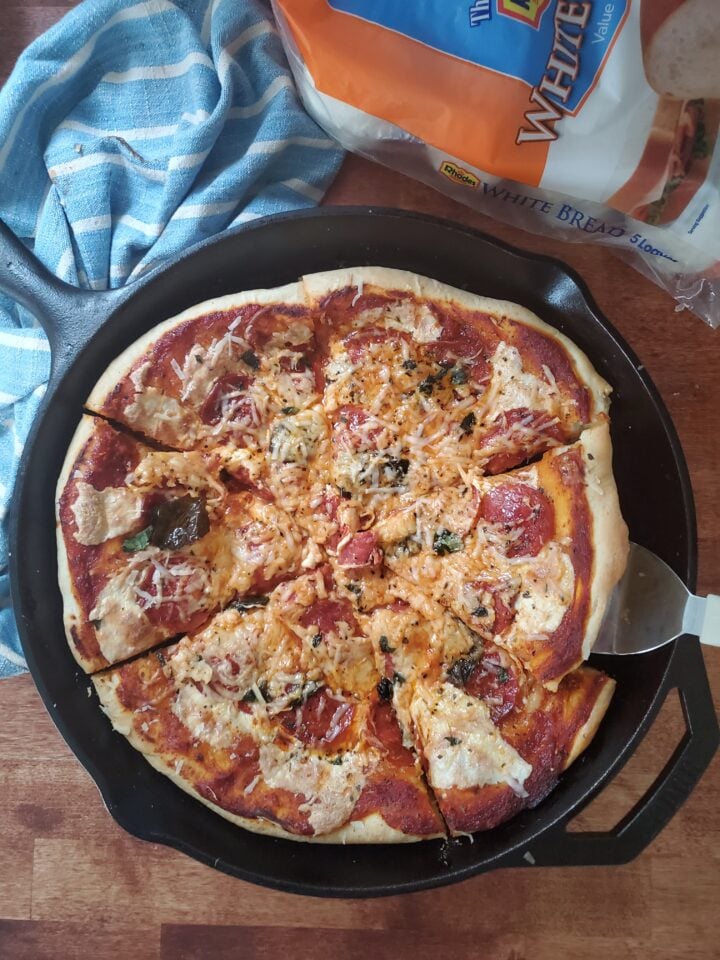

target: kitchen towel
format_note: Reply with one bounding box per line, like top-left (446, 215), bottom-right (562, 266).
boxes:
top-left (0, 0), bottom-right (343, 677)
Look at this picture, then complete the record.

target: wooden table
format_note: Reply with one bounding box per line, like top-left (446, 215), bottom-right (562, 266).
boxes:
top-left (1, 7), bottom-right (718, 959)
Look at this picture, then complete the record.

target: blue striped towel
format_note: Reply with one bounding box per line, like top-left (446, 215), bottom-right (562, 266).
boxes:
top-left (0, 0), bottom-right (343, 677)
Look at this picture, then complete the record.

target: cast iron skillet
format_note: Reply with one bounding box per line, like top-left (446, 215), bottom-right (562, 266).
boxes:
top-left (1, 208), bottom-right (717, 897)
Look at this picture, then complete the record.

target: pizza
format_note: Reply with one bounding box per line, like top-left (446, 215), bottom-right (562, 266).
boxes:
top-left (371, 421), bottom-right (624, 688)
top-left (56, 267), bottom-right (628, 842)
top-left (357, 578), bottom-right (615, 833)
top-left (56, 416), bottom-right (316, 672)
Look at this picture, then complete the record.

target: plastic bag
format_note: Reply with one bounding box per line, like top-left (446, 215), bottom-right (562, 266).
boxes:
top-left (273, 0), bottom-right (720, 327)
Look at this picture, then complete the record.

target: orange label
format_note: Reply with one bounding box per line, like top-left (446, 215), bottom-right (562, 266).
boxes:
top-left (439, 161), bottom-right (479, 189)
top-left (277, 0), bottom-right (550, 186)
top-left (498, 0), bottom-right (552, 29)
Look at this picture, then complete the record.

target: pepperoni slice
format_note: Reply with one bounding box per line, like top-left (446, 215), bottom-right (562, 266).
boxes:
top-left (480, 482), bottom-right (555, 557)
top-left (343, 328), bottom-right (405, 364)
top-left (298, 597), bottom-right (357, 636)
top-left (134, 556), bottom-right (211, 633)
top-left (205, 654), bottom-right (246, 698)
top-left (426, 312), bottom-right (490, 385)
top-left (368, 699), bottom-right (411, 764)
top-left (479, 408), bottom-right (565, 474)
top-left (279, 688), bottom-right (355, 746)
top-left (333, 404), bottom-right (383, 451)
top-left (465, 652), bottom-right (520, 723)
top-left (200, 374), bottom-right (255, 426)
top-left (337, 531), bottom-right (382, 570)
top-left (493, 591), bottom-right (516, 633)
top-left (243, 304), bottom-right (311, 351)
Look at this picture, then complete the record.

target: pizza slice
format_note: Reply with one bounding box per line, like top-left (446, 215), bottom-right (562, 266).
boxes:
top-left (92, 568), bottom-right (444, 842)
top-left (359, 580), bottom-right (615, 834)
top-left (57, 417), bottom-right (318, 672)
top-left (303, 268), bottom-right (611, 518)
top-left (86, 283), bottom-right (321, 452)
top-left (372, 421), bottom-right (628, 688)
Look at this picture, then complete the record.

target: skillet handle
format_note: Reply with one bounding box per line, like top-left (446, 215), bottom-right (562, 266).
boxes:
top-left (520, 639), bottom-right (718, 867)
top-left (0, 218), bottom-right (126, 381)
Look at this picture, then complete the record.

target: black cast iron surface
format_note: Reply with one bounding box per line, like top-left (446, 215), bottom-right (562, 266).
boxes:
top-left (3, 208), bottom-right (718, 896)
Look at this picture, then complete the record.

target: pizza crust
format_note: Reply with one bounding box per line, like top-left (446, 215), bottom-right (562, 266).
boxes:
top-left (301, 266), bottom-right (612, 421)
top-left (563, 671), bottom-right (616, 770)
top-left (578, 421), bottom-right (630, 661)
top-left (86, 280), bottom-right (306, 415)
top-left (56, 415), bottom-right (110, 673)
top-left (93, 672), bottom-right (436, 844)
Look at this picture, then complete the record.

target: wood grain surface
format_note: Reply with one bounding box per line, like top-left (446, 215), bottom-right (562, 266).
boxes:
top-left (1, 6), bottom-right (718, 959)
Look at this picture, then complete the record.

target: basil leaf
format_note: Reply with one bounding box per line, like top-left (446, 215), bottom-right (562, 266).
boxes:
top-left (376, 677), bottom-right (393, 701)
top-left (450, 366), bottom-right (468, 385)
top-left (241, 349), bottom-right (260, 370)
top-left (231, 594), bottom-right (270, 611)
top-left (433, 528), bottom-right (464, 555)
top-left (447, 657), bottom-right (476, 686)
top-left (383, 457), bottom-right (410, 482)
top-left (122, 526), bottom-right (153, 552)
top-left (459, 412), bottom-right (476, 435)
top-left (281, 406), bottom-right (299, 415)
top-left (150, 496), bottom-right (209, 550)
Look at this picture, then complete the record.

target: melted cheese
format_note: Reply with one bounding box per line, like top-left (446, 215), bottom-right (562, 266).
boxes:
top-left (168, 607), bottom-right (260, 695)
top-left (171, 681), bottom-right (257, 748)
top-left (128, 451), bottom-right (225, 511)
top-left (258, 743), bottom-right (366, 834)
top-left (356, 300), bottom-right (442, 343)
top-left (90, 552), bottom-right (212, 661)
top-left (411, 683), bottom-right (531, 796)
top-left (333, 446), bottom-right (410, 499)
top-left (226, 507), bottom-right (303, 589)
top-left (178, 341), bottom-right (241, 405)
top-left (480, 342), bottom-right (558, 420)
top-left (510, 542), bottom-right (575, 638)
top-left (125, 387), bottom-right (191, 438)
top-left (265, 319), bottom-right (313, 349)
top-left (216, 445), bottom-right (265, 484)
top-left (300, 539), bottom-right (324, 570)
top-left (269, 367), bottom-right (318, 412)
top-left (70, 482), bottom-right (143, 545)
top-left (89, 568), bottom-right (149, 662)
top-left (269, 408), bottom-right (327, 465)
